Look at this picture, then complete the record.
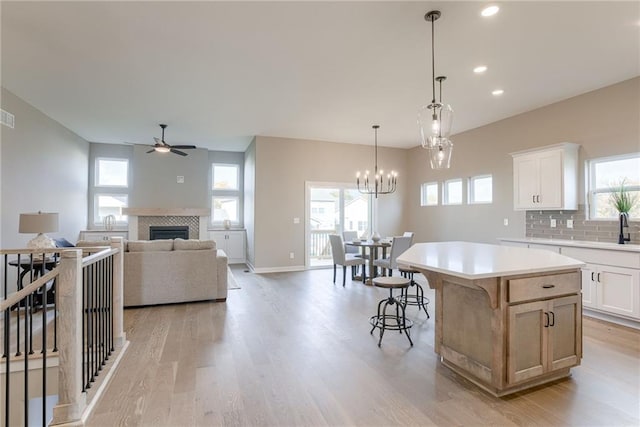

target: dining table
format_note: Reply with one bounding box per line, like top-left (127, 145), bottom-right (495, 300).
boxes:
top-left (345, 239), bottom-right (391, 285)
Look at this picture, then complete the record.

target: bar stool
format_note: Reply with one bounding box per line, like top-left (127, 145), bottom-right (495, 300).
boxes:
top-left (398, 267), bottom-right (430, 318)
top-left (369, 276), bottom-right (413, 347)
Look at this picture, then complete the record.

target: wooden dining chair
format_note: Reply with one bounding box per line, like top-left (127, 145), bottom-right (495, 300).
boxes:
top-left (329, 234), bottom-right (366, 286)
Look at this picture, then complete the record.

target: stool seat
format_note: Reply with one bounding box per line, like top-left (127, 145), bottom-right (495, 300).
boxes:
top-left (372, 277), bottom-right (410, 289)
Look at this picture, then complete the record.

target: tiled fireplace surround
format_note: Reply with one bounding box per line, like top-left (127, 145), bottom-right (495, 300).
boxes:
top-left (122, 208), bottom-right (210, 241)
top-left (526, 204), bottom-right (640, 244)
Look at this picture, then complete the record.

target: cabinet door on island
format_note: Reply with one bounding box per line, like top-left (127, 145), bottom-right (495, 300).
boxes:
top-left (507, 295), bottom-right (581, 385)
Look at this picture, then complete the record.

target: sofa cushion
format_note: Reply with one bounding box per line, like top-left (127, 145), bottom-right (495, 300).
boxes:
top-left (127, 239), bottom-right (174, 252)
top-left (173, 238), bottom-right (216, 251)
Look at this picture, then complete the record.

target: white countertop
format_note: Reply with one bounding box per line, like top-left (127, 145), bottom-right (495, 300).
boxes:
top-left (498, 237), bottom-right (640, 253)
top-left (397, 241), bottom-right (585, 280)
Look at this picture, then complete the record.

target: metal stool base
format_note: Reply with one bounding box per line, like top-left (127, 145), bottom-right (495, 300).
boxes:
top-left (369, 296), bottom-right (414, 347)
top-left (399, 270), bottom-right (430, 318)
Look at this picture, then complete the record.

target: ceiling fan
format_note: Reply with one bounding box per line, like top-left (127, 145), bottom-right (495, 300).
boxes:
top-left (147, 124), bottom-right (196, 156)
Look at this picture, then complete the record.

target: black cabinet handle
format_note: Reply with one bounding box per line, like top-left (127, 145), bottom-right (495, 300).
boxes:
top-left (591, 272), bottom-right (595, 282)
top-left (532, 195), bottom-right (536, 203)
top-left (549, 311), bottom-right (555, 327)
top-left (542, 284), bottom-right (555, 289)
top-left (597, 272), bottom-right (601, 283)
top-left (536, 195), bottom-right (540, 203)
top-left (544, 312), bottom-right (550, 328)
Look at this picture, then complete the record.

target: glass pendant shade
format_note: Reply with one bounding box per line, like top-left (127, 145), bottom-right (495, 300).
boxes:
top-left (427, 137), bottom-right (453, 169)
top-left (418, 102), bottom-right (453, 147)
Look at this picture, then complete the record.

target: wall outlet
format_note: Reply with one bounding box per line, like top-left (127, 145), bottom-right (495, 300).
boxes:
top-left (503, 218), bottom-right (509, 226)
top-left (567, 219), bottom-right (574, 229)
top-left (550, 219), bottom-right (557, 228)
top-left (289, 252), bottom-right (295, 259)
top-left (293, 217), bottom-right (300, 224)
top-left (177, 176), bottom-right (184, 184)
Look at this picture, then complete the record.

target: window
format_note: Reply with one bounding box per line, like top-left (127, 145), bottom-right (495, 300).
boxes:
top-left (588, 153), bottom-right (640, 219)
top-left (443, 179), bottom-right (463, 205)
top-left (212, 196), bottom-right (239, 222)
top-left (93, 157), bottom-right (129, 226)
top-left (96, 158), bottom-right (128, 187)
top-left (468, 175), bottom-right (493, 204)
top-left (94, 194), bottom-right (128, 225)
top-left (211, 162), bottom-right (242, 225)
top-left (212, 164), bottom-right (239, 190)
top-left (421, 182), bottom-right (438, 206)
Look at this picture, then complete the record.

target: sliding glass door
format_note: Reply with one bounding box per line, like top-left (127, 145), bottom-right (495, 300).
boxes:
top-left (306, 183), bottom-right (370, 268)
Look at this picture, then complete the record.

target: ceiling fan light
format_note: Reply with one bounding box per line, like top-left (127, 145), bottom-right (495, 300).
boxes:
top-left (155, 146), bottom-right (170, 153)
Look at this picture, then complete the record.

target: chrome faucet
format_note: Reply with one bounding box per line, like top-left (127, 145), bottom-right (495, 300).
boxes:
top-left (618, 212), bottom-right (631, 244)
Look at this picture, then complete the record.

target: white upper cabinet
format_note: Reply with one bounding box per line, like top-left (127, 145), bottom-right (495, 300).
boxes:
top-left (511, 143), bottom-right (579, 210)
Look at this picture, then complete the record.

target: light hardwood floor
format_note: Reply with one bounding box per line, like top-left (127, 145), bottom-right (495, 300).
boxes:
top-left (86, 266), bottom-right (640, 426)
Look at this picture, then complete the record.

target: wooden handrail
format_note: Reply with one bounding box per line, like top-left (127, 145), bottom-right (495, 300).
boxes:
top-left (81, 247), bottom-right (118, 268)
top-left (0, 268), bottom-right (58, 311)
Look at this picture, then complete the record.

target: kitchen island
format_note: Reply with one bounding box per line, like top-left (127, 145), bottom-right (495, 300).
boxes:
top-left (397, 241), bottom-right (585, 396)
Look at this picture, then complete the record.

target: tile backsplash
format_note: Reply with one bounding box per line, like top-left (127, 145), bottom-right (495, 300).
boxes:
top-left (526, 205), bottom-right (640, 244)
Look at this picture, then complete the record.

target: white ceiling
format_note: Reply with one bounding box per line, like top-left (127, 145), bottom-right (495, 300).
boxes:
top-left (2, 1), bottom-right (639, 151)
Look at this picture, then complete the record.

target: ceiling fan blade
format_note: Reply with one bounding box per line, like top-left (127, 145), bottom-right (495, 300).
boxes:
top-left (171, 145), bottom-right (197, 149)
top-left (146, 149), bottom-right (155, 153)
top-left (171, 148), bottom-right (188, 156)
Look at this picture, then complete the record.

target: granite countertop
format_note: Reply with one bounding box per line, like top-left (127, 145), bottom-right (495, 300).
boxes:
top-left (498, 237), bottom-right (640, 253)
top-left (397, 241), bottom-right (584, 280)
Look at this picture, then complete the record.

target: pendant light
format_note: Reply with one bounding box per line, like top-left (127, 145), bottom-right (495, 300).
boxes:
top-left (418, 10), bottom-right (454, 169)
top-left (356, 125), bottom-right (397, 198)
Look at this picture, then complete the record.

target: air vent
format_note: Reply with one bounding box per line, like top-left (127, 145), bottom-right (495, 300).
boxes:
top-left (1, 109), bottom-right (15, 128)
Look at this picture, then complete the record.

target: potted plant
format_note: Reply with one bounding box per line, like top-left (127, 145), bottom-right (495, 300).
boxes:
top-left (610, 180), bottom-right (637, 244)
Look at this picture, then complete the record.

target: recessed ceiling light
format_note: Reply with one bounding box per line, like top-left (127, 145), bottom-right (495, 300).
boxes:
top-left (481, 5), bottom-right (500, 17)
top-left (474, 65), bottom-right (488, 74)
top-left (492, 89), bottom-right (504, 96)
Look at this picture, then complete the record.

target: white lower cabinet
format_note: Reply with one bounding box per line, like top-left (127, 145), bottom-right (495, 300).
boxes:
top-left (582, 264), bottom-right (639, 318)
top-left (78, 230), bottom-right (128, 242)
top-left (210, 230), bottom-right (246, 264)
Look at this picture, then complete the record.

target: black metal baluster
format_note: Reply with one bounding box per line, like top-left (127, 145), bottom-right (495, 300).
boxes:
top-left (15, 254), bottom-right (21, 357)
top-left (82, 267), bottom-right (87, 392)
top-left (86, 264), bottom-right (92, 388)
top-left (101, 258), bottom-right (107, 366)
top-left (42, 281), bottom-right (47, 427)
top-left (92, 262), bottom-right (98, 381)
top-left (109, 256), bottom-right (114, 353)
top-left (53, 274), bottom-right (58, 352)
top-left (28, 254), bottom-right (35, 355)
top-left (4, 306), bottom-right (10, 427)
top-left (24, 290), bottom-right (30, 427)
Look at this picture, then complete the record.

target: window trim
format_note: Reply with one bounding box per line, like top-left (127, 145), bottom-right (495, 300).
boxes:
top-left (211, 195), bottom-right (240, 224)
top-left (95, 157), bottom-right (129, 188)
top-left (212, 163), bottom-right (240, 191)
top-left (587, 152), bottom-right (640, 220)
top-left (93, 193), bottom-right (129, 226)
top-left (468, 174), bottom-right (493, 205)
top-left (420, 182), bottom-right (439, 206)
top-left (443, 178), bottom-right (463, 205)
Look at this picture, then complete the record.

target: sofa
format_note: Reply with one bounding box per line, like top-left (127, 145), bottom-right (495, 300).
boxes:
top-left (123, 238), bottom-right (228, 307)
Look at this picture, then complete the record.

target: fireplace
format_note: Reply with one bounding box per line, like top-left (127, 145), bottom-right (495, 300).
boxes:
top-left (122, 208), bottom-right (210, 240)
top-left (149, 226), bottom-right (189, 240)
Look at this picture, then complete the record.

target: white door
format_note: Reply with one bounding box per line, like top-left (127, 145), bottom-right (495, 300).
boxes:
top-left (597, 265), bottom-right (639, 318)
top-left (514, 155), bottom-right (539, 209)
top-left (306, 183), bottom-right (369, 268)
top-left (537, 150), bottom-right (563, 208)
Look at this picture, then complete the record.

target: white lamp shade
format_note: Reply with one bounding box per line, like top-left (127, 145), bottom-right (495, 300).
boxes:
top-left (19, 212), bottom-right (59, 234)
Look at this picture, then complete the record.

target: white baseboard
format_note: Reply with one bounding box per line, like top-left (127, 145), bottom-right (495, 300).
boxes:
top-left (250, 265), bottom-right (306, 274)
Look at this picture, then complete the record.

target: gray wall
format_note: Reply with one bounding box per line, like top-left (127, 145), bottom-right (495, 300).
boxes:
top-left (244, 138), bottom-right (256, 267)
top-left (252, 135), bottom-right (409, 271)
top-left (1, 88), bottom-right (89, 247)
top-left (130, 145), bottom-right (209, 209)
top-left (406, 77), bottom-right (640, 244)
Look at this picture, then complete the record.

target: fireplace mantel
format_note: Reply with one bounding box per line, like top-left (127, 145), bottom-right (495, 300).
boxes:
top-left (122, 208), bottom-right (210, 217)
top-left (124, 208), bottom-right (210, 240)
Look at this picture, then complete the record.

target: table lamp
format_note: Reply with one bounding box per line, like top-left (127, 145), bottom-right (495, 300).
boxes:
top-left (19, 211), bottom-right (59, 249)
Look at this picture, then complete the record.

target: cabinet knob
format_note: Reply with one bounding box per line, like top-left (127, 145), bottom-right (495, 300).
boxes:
top-left (542, 284), bottom-right (555, 289)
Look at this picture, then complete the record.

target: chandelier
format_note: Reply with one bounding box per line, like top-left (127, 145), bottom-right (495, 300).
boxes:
top-left (356, 125), bottom-right (397, 198)
top-left (418, 10), bottom-right (454, 169)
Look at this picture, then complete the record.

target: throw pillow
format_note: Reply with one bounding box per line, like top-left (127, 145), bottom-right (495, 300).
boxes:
top-left (173, 238), bottom-right (216, 251)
